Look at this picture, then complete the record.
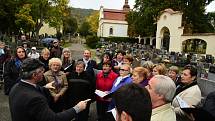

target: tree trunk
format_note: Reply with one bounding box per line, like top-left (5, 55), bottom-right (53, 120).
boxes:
top-left (35, 19), bottom-right (43, 42)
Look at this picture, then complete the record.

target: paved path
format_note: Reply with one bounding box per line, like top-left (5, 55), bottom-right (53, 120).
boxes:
top-left (69, 43), bottom-right (85, 60)
top-left (0, 89), bottom-right (10, 121)
top-left (0, 43), bottom-right (97, 121)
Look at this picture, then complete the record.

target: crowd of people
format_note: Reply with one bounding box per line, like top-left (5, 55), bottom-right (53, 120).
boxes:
top-left (1, 40), bottom-right (215, 121)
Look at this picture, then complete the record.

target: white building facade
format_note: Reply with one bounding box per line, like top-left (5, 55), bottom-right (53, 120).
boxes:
top-left (97, 0), bottom-right (130, 37)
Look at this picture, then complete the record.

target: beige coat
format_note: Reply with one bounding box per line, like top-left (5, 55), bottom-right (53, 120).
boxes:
top-left (172, 85), bottom-right (201, 121)
top-left (44, 70), bottom-right (68, 97)
top-left (151, 103), bottom-right (176, 121)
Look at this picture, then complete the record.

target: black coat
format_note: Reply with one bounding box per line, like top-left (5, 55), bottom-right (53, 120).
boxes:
top-left (9, 81), bottom-right (77, 121)
top-left (38, 56), bottom-right (50, 72)
top-left (3, 58), bottom-right (21, 95)
top-left (65, 71), bottom-right (95, 121)
top-left (62, 59), bottom-right (75, 73)
top-left (66, 71), bottom-right (95, 108)
top-left (203, 91), bottom-right (215, 117)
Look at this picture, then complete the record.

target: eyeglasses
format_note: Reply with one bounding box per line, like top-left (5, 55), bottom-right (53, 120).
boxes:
top-left (119, 68), bottom-right (129, 72)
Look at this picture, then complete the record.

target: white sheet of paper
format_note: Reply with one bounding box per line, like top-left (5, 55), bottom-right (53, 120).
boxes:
top-left (107, 108), bottom-right (117, 121)
top-left (64, 63), bottom-right (73, 71)
top-left (95, 89), bottom-right (109, 98)
top-left (176, 96), bottom-right (190, 108)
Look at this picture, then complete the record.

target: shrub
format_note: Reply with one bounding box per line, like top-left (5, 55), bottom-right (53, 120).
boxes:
top-left (86, 35), bottom-right (100, 49)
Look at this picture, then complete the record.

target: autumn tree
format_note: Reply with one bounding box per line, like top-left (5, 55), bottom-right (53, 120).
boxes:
top-left (86, 11), bottom-right (99, 35)
top-left (15, 4), bottom-right (35, 34)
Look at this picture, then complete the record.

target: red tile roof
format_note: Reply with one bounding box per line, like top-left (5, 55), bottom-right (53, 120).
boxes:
top-left (103, 9), bottom-right (127, 21)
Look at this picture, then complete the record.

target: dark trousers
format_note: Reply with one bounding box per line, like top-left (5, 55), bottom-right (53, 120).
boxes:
top-left (51, 97), bottom-right (65, 113)
top-left (96, 101), bottom-right (115, 121)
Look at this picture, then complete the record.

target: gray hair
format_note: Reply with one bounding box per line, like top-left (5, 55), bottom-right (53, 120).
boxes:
top-left (75, 60), bottom-right (85, 68)
top-left (61, 48), bottom-right (73, 62)
top-left (22, 68), bottom-right (42, 80)
top-left (142, 61), bottom-right (154, 72)
top-left (169, 66), bottom-right (179, 74)
top-left (153, 75), bottom-right (176, 102)
top-left (49, 58), bottom-right (62, 67)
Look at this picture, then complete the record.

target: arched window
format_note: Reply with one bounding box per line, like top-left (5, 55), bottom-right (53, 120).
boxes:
top-left (109, 27), bottom-right (113, 35)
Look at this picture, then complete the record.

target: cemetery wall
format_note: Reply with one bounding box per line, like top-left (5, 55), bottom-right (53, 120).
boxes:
top-left (181, 34), bottom-right (215, 56)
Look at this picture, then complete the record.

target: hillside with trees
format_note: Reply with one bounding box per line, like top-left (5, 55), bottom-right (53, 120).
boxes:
top-left (70, 7), bottom-right (98, 26)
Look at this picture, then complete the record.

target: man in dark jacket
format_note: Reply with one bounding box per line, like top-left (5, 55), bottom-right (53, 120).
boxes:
top-left (79, 49), bottom-right (97, 78)
top-left (9, 58), bottom-right (90, 121)
top-left (50, 40), bottom-right (63, 58)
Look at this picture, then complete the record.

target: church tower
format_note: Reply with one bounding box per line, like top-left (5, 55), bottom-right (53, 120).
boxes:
top-left (123, 0), bottom-right (130, 12)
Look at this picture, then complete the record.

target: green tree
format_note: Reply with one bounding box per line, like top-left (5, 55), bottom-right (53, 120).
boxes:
top-left (63, 16), bottom-right (78, 35)
top-left (127, 0), bottom-right (215, 37)
top-left (0, 0), bottom-right (18, 35)
top-left (0, 0), bottom-right (70, 40)
top-left (78, 21), bottom-right (92, 37)
top-left (47, 0), bottom-right (70, 31)
top-left (207, 12), bottom-right (215, 31)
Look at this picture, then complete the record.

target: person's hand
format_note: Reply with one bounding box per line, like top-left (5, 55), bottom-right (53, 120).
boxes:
top-left (54, 94), bottom-right (61, 102)
top-left (65, 72), bottom-right (70, 76)
top-left (44, 82), bottom-right (55, 89)
top-left (104, 91), bottom-right (109, 94)
top-left (76, 99), bottom-right (91, 111)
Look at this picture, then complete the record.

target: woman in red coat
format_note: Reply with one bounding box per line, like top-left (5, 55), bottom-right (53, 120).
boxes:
top-left (96, 61), bottom-right (118, 121)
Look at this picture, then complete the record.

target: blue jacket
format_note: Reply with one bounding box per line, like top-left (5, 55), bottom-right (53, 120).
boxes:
top-left (108, 76), bottom-right (132, 110)
top-left (110, 76), bottom-right (132, 93)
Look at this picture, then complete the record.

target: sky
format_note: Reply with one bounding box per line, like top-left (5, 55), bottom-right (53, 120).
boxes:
top-left (69, 0), bottom-right (215, 12)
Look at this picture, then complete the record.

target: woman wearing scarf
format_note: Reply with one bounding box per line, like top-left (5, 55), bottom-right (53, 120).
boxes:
top-left (172, 65), bottom-right (201, 121)
top-left (3, 46), bottom-right (27, 95)
top-left (44, 58), bottom-right (68, 112)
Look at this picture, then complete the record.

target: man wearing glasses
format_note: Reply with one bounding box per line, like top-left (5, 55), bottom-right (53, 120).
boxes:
top-left (50, 40), bottom-right (63, 58)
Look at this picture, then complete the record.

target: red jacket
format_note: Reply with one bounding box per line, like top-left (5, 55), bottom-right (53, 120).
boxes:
top-left (96, 70), bottom-right (118, 101)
